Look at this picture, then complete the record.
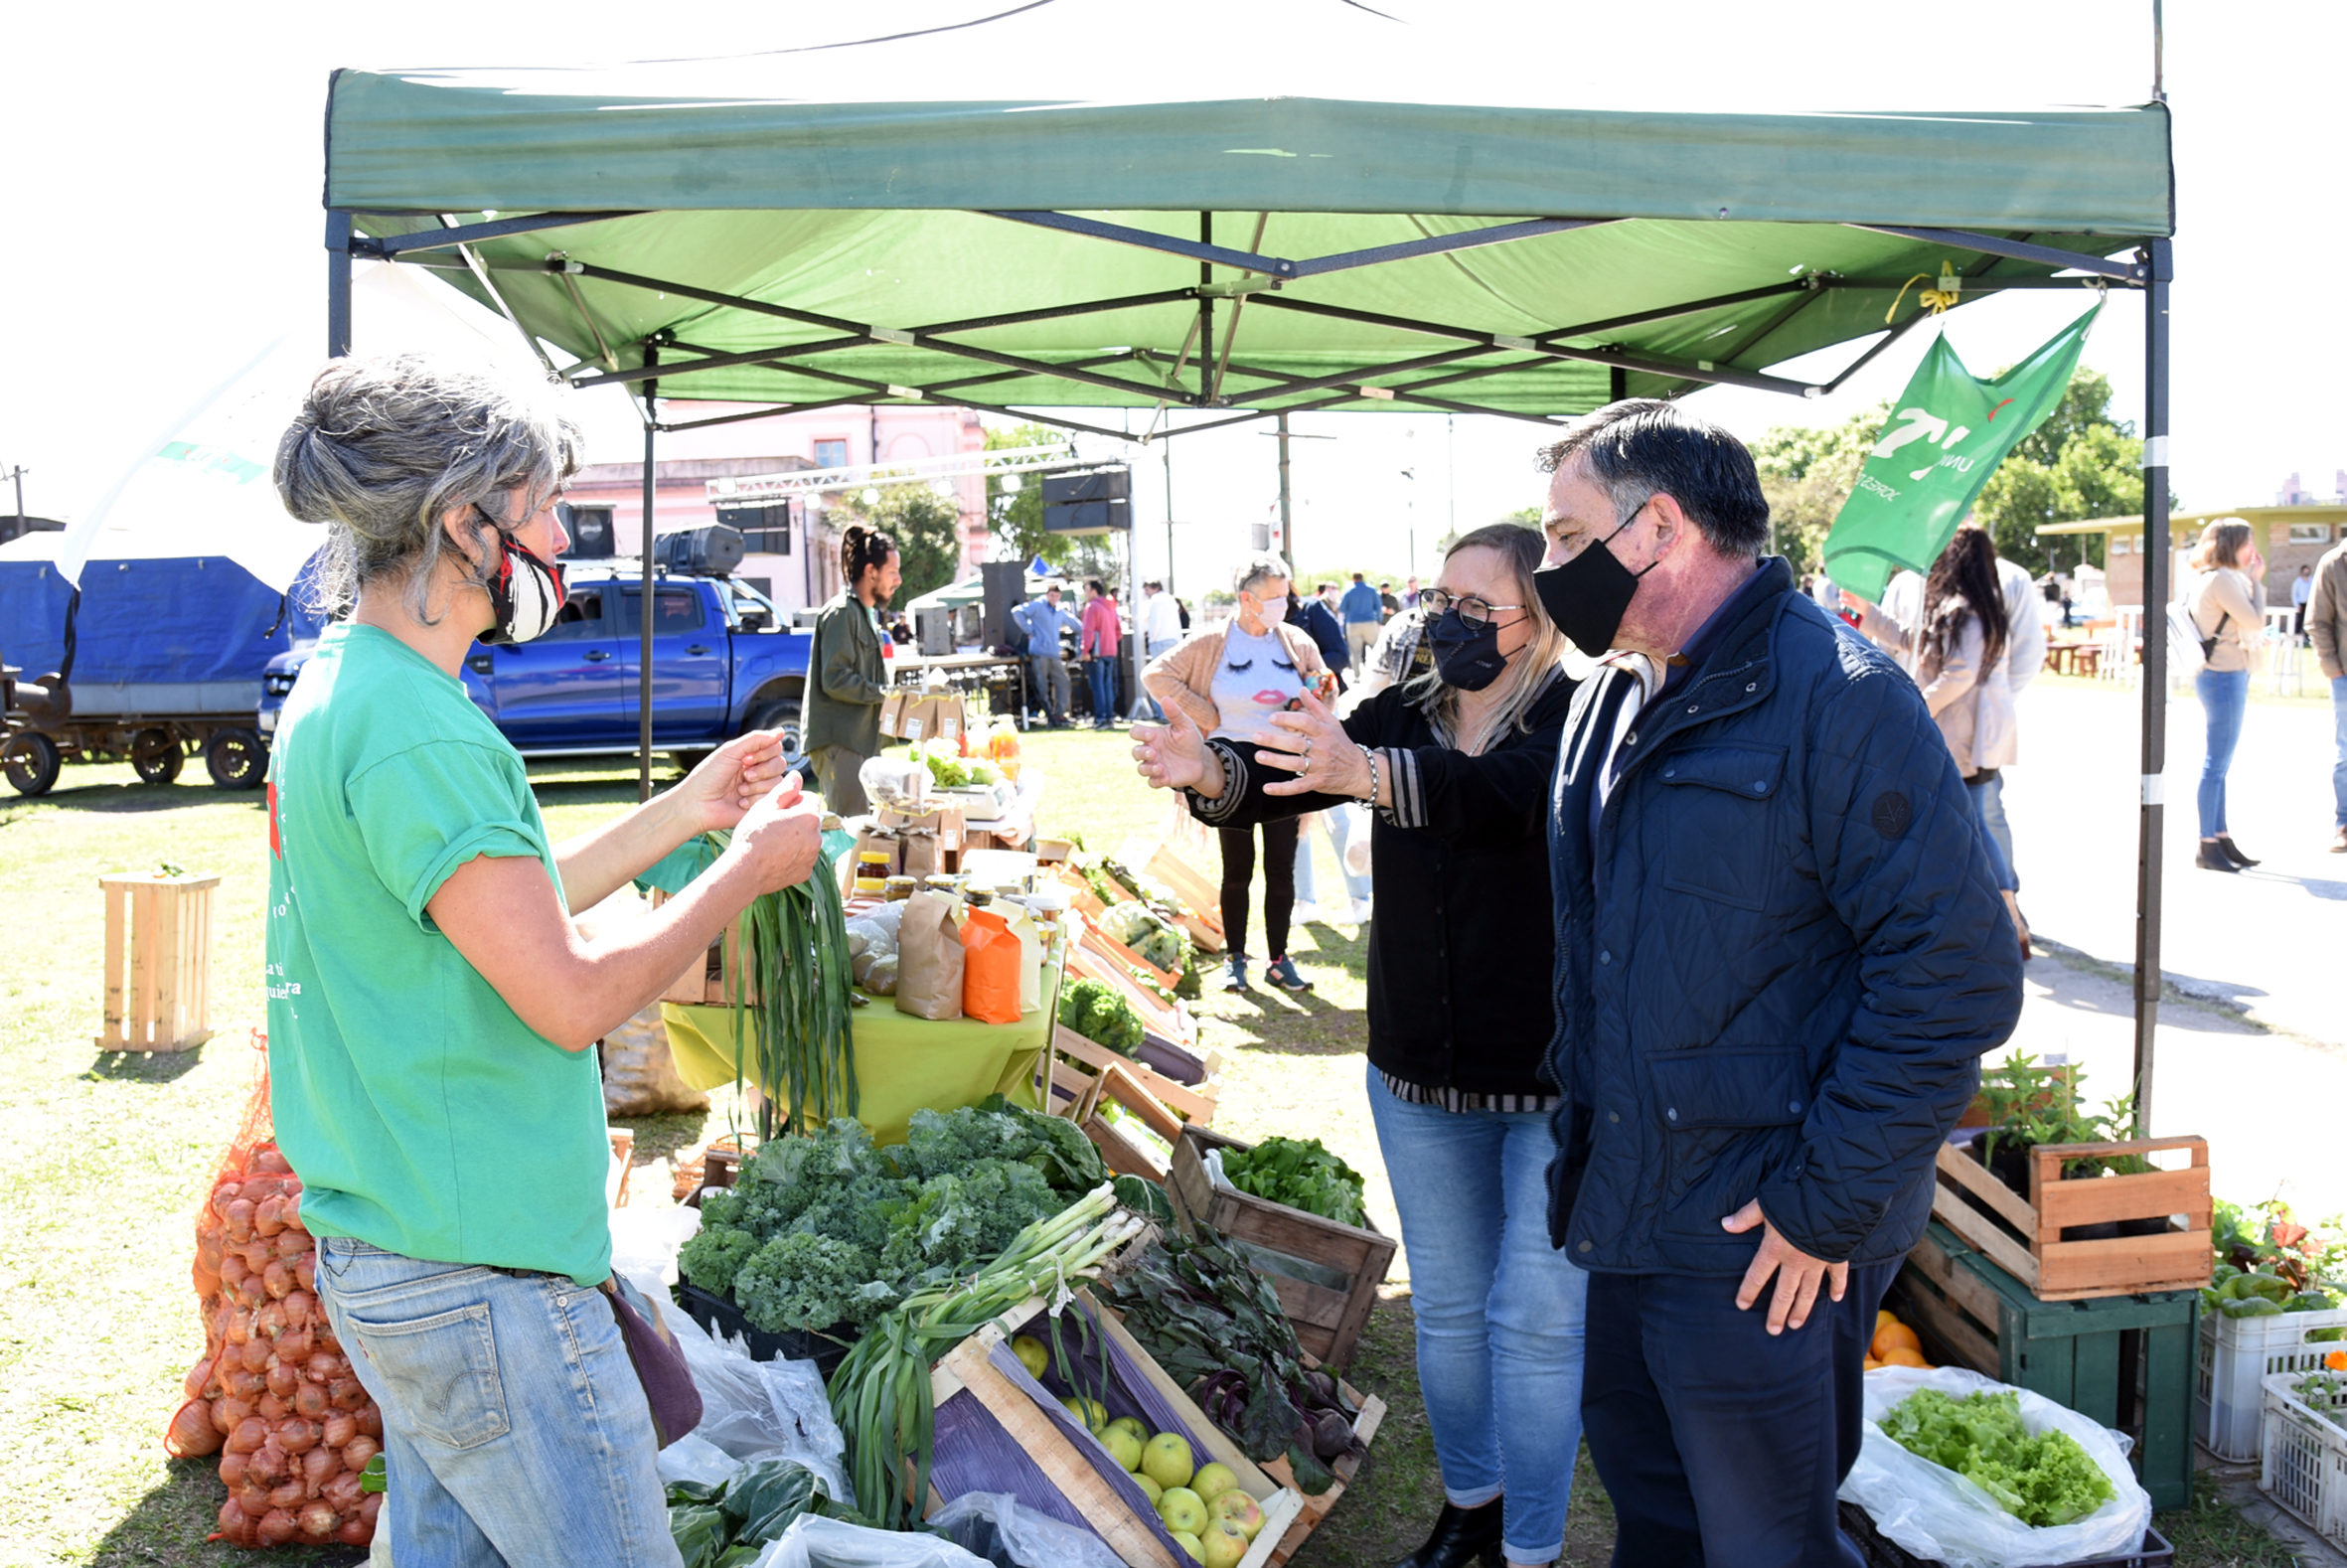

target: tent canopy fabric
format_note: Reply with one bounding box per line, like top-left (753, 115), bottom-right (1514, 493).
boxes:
top-left (324, 33), bottom-right (2172, 427)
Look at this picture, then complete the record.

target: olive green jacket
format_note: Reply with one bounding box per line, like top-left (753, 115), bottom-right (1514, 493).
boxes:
top-left (803, 591), bottom-right (887, 756)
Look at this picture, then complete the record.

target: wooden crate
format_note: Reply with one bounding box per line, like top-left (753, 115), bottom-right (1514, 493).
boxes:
top-left (97, 871), bottom-right (220, 1050)
top-left (1889, 1219), bottom-right (2199, 1510)
top-left (1142, 845), bottom-right (1227, 955)
top-left (1260, 1366), bottom-right (1388, 1568)
top-left (606, 1128), bottom-right (636, 1208)
top-left (1056, 1026), bottom-right (1221, 1127)
top-left (1930, 1135), bottom-right (2213, 1300)
top-left (1168, 1127), bottom-right (1395, 1370)
top-left (1079, 917), bottom-right (1184, 998)
top-left (926, 1290), bottom-right (1304, 1568)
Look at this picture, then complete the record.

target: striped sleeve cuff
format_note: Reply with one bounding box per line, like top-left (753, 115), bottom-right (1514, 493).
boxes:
top-left (1183, 739), bottom-right (1250, 827)
top-left (1378, 747), bottom-right (1427, 829)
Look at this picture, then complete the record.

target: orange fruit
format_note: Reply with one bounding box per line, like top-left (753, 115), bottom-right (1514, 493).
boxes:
top-left (1862, 1357), bottom-right (1885, 1372)
top-left (1876, 1309), bottom-right (1899, 1332)
top-left (1871, 1322), bottom-right (1923, 1360)
top-left (1882, 1346), bottom-right (1931, 1369)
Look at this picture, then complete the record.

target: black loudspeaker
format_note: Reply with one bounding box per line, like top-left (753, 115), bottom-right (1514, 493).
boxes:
top-left (558, 505), bottom-right (617, 558)
top-left (714, 503), bottom-right (792, 555)
top-left (980, 561), bottom-right (1026, 647)
top-left (654, 526), bottom-right (747, 575)
top-left (1042, 467), bottom-right (1133, 536)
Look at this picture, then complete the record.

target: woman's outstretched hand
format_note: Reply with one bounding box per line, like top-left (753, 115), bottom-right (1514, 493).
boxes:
top-left (1131, 706), bottom-right (1220, 796)
top-left (1260, 689), bottom-right (1370, 798)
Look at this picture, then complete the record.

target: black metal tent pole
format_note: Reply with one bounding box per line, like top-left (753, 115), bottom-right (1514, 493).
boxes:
top-left (2133, 237), bottom-right (2173, 1129)
top-left (638, 343), bottom-right (659, 805)
top-left (327, 213), bottom-right (354, 357)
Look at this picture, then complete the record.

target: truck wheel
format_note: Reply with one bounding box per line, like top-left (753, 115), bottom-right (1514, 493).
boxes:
top-left (669, 750), bottom-right (714, 775)
top-left (205, 727), bottom-right (268, 790)
top-left (132, 728), bottom-right (186, 785)
top-left (3, 732), bottom-right (62, 796)
top-left (743, 700), bottom-right (804, 763)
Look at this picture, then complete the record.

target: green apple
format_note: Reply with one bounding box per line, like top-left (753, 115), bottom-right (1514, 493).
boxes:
top-left (1012, 1335), bottom-right (1049, 1379)
top-left (1059, 1395), bottom-right (1108, 1434)
top-left (1107, 1416), bottom-right (1149, 1445)
top-left (1157, 1487), bottom-right (1207, 1537)
top-left (1200, 1519), bottom-right (1250, 1568)
top-left (1134, 1472), bottom-right (1165, 1507)
top-left (1211, 1490), bottom-right (1265, 1541)
top-left (1142, 1432), bottom-right (1194, 1490)
top-left (1189, 1462), bottom-right (1238, 1504)
top-left (1104, 1426), bottom-right (1145, 1473)
top-left (1171, 1530), bottom-right (1205, 1564)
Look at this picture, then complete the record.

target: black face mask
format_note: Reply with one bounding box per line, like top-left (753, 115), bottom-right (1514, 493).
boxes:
top-left (1532, 510), bottom-right (1659, 658)
top-left (1425, 607), bottom-right (1511, 692)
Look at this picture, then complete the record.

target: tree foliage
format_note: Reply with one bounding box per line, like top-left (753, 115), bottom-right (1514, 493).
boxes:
top-left (1749, 402), bottom-right (1887, 573)
top-left (984, 423), bottom-right (1069, 571)
top-left (830, 484), bottom-right (961, 607)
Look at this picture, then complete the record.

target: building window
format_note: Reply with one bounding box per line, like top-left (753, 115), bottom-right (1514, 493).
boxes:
top-left (814, 438), bottom-right (849, 469)
top-left (2110, 535), bottom-right (2132, 554)
top-left (2288, 525), bottom-right (2333, 544)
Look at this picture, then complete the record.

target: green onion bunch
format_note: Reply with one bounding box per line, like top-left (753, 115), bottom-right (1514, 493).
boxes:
top-left (710, 832), bottom-right (858, 1140)
top-left (826, 1184), bottom-right (1144, 1526)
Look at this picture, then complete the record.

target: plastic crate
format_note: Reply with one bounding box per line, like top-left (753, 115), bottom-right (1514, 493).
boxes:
top-left (675, 1281), bottom-right (856, 1380)
top-left (1836, 1503), bottom-right (2172, 1567)
top-left (2195, 1305), bottom-right (2347, 1462)
top-left (2258, 1369), bottom-right (2347, 1548)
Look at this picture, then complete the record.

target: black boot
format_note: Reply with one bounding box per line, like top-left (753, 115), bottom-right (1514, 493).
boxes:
top-left (2215, 834), bottom-right (2261, 867)
top-left (1395, 1497), bottom-right (1504, 1568)
top-left (2195, 840), bottom-right (2241, 872)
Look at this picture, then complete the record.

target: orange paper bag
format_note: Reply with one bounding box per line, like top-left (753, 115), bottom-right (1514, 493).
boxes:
top-left (960, 908), bottom-right (1023, 1024)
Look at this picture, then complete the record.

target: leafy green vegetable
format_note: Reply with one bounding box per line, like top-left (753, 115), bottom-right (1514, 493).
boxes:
top-left (670, 1501), bottom-right (732, 1568)
top-left (1881, 1388), bottom-right (2116, 1527)
top-left (1221, 1137), bottom-right (1370, 1228)
top-left (668, 1458), bottom-right (848, 1565)
top-left (1057, 978), bottom-right (1144, 1056)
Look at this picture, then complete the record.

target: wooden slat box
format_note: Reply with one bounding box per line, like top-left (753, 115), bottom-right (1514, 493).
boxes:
top-left (97, 871), bottom-right (220, 1050)
top-left (1889, 1219), bottom-right (2199, 1510)
top-left (1168, 1127), bottom-right (1395, 1370)
top-left (1930, 1134), bottom-right (2213, 1301)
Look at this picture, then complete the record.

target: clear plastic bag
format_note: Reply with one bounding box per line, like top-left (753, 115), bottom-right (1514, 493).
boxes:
top-left (1837, 1366), bottom-right (2151, 1568)
top-left (926, 1492), bottom-right (1128, 1568)
top-left (659, 1431), bottom-right (747, 1491)
top-left (750, 1513), bottom-right (997, 1568)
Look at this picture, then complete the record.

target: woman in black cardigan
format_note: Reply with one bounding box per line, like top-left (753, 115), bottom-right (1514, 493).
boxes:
top-left (1132, 524), bottom-right (1585, 1568)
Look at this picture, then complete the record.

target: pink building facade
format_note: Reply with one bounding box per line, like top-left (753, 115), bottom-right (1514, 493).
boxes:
top-left (562, 401), bottom-right (990, 611)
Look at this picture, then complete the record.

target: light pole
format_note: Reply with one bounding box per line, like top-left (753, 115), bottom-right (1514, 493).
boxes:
top-left (1400, 465), bottom-right (1416, 581)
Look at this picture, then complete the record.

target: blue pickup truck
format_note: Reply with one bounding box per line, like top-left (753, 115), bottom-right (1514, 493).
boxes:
top-left (257, 568), bottom-right (813, 765)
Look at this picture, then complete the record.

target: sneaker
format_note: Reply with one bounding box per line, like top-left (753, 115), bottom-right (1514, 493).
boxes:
top-left (2331, 825), bottom-right (2347, 854)
top-left (1221, 957), bottom-right (1250, 992)
top-left (1263, 956), bottom-right (1313, 993)
top-left (1346, 896), bottom-right (1375, 924)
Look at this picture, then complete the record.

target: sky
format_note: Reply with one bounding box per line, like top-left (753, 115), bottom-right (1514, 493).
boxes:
top-left (3, 0), bottom-right (2338, 596)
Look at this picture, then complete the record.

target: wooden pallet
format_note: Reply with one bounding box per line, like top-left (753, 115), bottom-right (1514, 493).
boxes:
top-left (927, 1291), bottom-right (1304, 1568)
top-left (1930, 1135), bottom-right (2212, 1300)
top-left (1169, 1127), bottom-right (1396, 1370)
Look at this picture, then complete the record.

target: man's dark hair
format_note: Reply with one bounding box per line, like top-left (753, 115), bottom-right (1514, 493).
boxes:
top-left (1538, 399), bottom-right (1770, 557)
top-left (1085, 578), bottom-right (1105, 595)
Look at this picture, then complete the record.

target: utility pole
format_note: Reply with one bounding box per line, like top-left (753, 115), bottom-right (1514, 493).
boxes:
top-left (1401, 466), bottom-right (1416, 581)
top-left (5, 464), bottom-right (25, 535)
top-left (1277, 412), bottom-right (1294, 566)
top-left (1446, 415), bottom-right (1456, 547)
top-left (1162, 427), bottom-right (1175, 597)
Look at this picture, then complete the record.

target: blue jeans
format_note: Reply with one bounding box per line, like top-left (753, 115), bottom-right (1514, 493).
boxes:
top-left (2195, 667), bottom-right (2251, 838)
top-left (1367, 1067), bottom-right (1588, 1564)
top-left (1581, 1261), bottom-right (1896, 1568)
top-left (1293, 810), bottom-right (1374, 909)
top-left (1086, 657), bottom-right (1118, 726)
top-left (2331, 676), bottom-right (2347, 829)
top-left (1964, 776), bottom-right (2018, 892)
top-left (1969, 769), bottom-right (2017, 890)
top-left (316, 1237), bottom-right (681, 1567)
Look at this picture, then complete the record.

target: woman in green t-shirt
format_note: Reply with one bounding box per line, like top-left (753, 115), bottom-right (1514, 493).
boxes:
top-left (267, 356), bottom-right (823, 1565)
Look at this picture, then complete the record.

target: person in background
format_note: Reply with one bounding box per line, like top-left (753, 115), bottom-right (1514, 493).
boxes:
top-left (1143, 551), bottom-right (1330, 993)
top-left (1379, 581), bottom-right (1402, 619)
top-left (1345, 600), bottom-right (1434, 711)
top-left (2184, 520), bottom-right (2268, 871)
top-left (805, 524), bottom-right (901, 817)
top-left (887, 612), bottom-right (913, 646)
top-left (1536, 400), bottom-right (2019, 1568)
top-left (1013, 585), bottom-right (1078, 727)
top-left (1138, 578), bottom-right (1184, 722)
top-left (1132, 524), bottom-right (1584, 1568)
top-left (1176, 597), bottom-right (1192, 631)
top-left (2294, 562), bottom-right (2316, 642)
top-left (266, 355), bottom-right (824, 1564)
top-left (1844, 527), bottom-right (2030, 956)
top-left (1340, 570), bottom-right (1384, 668)
top-left (1080, 578), bottom-right (1123, 729)
top-left (1985, 542), bottom-right (2047, 907)
top-left (1297, 580), bottom-right (1352, 688)
top-left (2304, 534), bottom-right (2347, 853)
top-left (1403, 574), bottom-right (1422, 608)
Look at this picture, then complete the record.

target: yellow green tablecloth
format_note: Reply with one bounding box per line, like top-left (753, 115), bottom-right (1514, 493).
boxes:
top-left (662, 1000), bottom-right (1047, 1147)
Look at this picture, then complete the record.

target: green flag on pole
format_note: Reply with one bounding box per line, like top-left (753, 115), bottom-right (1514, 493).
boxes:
top-left (1821, 303), bottom-right (2103, 603)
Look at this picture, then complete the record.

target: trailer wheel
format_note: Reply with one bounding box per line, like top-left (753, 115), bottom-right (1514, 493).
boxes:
top-left (4, 732), bottom-right (62, 796)
top-left (205, 727), bottom-right (267, 790)
top-left (132, 728), bottom-right (186, 785)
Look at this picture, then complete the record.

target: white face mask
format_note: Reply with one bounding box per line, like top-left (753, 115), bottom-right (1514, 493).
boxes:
top-left (1253, 594), bottom-right (1289, 625)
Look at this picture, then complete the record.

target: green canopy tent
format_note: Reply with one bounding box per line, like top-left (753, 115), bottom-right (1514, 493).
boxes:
top-left (319, 27), bottom-right (2181, 1110)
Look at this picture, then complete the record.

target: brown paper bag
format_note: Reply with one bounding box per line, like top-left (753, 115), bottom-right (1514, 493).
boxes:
top-left (895, 889), bottom-right (965, 1020)
top-left (852, 828), bottom-right (903, 877)
top-left (879, 689), bottom-right (908, 738)
top-left (879, 801), bottom-right (965, 852)
top-left (931, 696), bottom-right (966, 745)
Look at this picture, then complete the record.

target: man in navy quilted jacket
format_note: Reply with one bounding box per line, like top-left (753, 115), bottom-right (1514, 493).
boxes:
top-left (1531, 401), bottom-right (2022, 1568)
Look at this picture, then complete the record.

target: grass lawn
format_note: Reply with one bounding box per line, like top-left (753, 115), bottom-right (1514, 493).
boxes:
top-left (0, 728), bottom-right (2294, 1565)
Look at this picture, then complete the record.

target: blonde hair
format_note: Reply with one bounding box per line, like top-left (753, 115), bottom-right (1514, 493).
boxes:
top-left (2189, 519), bottom-right (2253, 573)
top-left (1401, 524), bottom-right (1568, 756)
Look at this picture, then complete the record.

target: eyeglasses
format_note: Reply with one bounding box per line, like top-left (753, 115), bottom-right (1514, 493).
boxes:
top-left (1417, 589), bottom-right (1525, 629)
